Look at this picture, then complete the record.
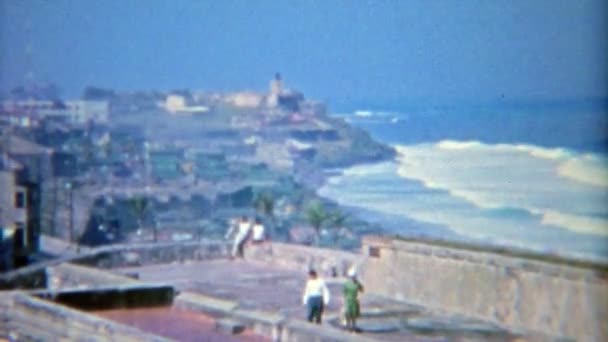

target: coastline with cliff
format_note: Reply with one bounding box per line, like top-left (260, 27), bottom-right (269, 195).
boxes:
top-left (3, 79), bottom-right (607, 342)
top-left (9, 75), bottom-right (397, 252)
top-left (4, 75), bottom-right (606, 264)
top-left (320, 100), bottom-right (608, 263)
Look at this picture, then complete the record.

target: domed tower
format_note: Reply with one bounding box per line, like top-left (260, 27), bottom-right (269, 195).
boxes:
top-left (267, 73), bottom-right (283, 107)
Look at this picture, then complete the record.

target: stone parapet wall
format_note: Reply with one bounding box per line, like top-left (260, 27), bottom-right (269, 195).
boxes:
top-left (48, 263), bottom-right (136, 288)
top-left (3, 293), bottom-right (171, 341)
top-left (244, 242), bottom-right (362, 277)
top-left (2, 240), bottom-right (230, 291)
top-left (360, 236), bottom-right (608, 340)
top-left (74, 240), bottom-right (231, 269)
top-left (0, 267), bottom-right (47, 290)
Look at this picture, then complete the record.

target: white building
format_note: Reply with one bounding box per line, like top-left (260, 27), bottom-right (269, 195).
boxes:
top-left (164, 94), bottom-right (210, 114)
top-left (224, 92), bottom-right (264, 108)
top-left (1, 100), bottom-right (110, 124)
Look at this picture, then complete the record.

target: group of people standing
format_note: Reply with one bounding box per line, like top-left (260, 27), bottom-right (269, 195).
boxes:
top-left (302, 267), bottom-right (364, 332)
top-left (225, 216), bottom-right (364, 331)
top-left (225, 216), bottom-right (265, 259)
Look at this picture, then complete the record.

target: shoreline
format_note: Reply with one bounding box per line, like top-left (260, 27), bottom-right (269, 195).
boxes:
top-left (316, 148), bottom-right (608, 265)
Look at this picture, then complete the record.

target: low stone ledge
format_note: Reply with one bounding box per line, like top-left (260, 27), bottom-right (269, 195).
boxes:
top-left (5, 310), bottom-right (68, 341)
top-left (215, 318), bottom-right (246, 335)
top-left (231, 308), bottom-right (285, 339)
top-left (174, 291), bottom-right (239, 316)
top-left (0, 268), bottom-right (47, 290)
top-left (31, 283), bottom-right (175, 311)
top-left (9, 293), bottom-right (171, 341)
top-left (172, 290), bottom-right (380, 341)
top-left (245, 242), bottom-right (362, 278)
top-left (48, 262), bottom-right (136, 288)
top-left (282, 319), bottom-right (376, 342)
top-left (74, 240), bottom-right (231, 269)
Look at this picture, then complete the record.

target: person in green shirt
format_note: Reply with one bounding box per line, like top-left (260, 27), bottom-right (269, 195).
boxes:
top-left (343, 268), bottom-right (364, 331)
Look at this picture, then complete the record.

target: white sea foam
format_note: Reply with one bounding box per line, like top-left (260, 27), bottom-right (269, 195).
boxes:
top-left (437, 140), bottom-right (571, 160)
top-left (350, 110), bottom-right (402, 124)
top-left (541, 210), bottom-right (608, 236)
top-left (394, 140), bottom-right (608, 236)
top-left (342, 161), bottom-right (394, 177)
top-left (318, 156), bottom-right (608, 258)
top-left (557, 155), bottom-right (608, 188)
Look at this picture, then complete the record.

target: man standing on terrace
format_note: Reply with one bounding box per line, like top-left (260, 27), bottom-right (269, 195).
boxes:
top-left (302, 270), bottom-right (330, 324)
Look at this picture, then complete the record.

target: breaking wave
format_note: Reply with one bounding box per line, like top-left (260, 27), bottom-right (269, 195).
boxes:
top-left (319, 139), bottom-right (608, 260)
top-left (395, 140), bottom-right (608, 236)
top-left (557, 154), bottom-right (608, 188)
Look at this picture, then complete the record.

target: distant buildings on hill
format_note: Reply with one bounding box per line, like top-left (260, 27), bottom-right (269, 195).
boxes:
top-left (1, 100), bottom-right (109, 126)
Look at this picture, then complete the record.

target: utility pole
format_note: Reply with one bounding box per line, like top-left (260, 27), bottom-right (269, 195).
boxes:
top-left (65, 181), bottom-right (73, 247)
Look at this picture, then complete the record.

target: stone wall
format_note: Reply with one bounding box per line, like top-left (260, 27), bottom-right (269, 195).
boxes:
top-left (0, 267), bottom-right (46, 290)
top-left (74, 240), bottom-right (231, 269)
top-left (2, 240), bottom-right (229, 291)
top-left (37, 284), bottom-right (175, 311)
top-left (2, 293), bottom-right (171, 341)
top-left (47, 263), bottom-right (136, 289)
top-left (244, 242), bottom-right (362, 277)
top-left (360, 236), bottom-right (608, 340)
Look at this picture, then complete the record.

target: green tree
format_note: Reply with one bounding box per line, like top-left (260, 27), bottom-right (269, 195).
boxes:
top-left (329, 210), bottom-right (349, 246)
top-left (254, 192), bottom-right (274, 218)
top-left (254, 192), bottom-right (275, 237)
top-left (305, 200), bottom-right (329, 245)
top-left (129, 197), bottom-right (154, 241)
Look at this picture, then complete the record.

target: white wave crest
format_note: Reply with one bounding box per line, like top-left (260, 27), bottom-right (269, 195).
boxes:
top-left (541, 211), bottom-right (608, 236)
top-left (557, 155), bottom-right (608, 188)
top-left (394, 140), bottom-right (608, 236)
top-left (526, 147), bottom-right (571, 160)
top-left (435, 140), bottom-right (571, 160)
top-left (341, 161), bottom-right (395, 177)
top-left (437, 140), bottom-right (485, 150)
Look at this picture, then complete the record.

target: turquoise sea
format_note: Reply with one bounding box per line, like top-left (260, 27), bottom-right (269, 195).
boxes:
top-left (321, 101), bottom-right (608, 262)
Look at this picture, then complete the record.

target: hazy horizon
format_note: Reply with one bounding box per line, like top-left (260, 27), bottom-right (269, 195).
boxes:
top-left (1, 0), bottom-right (607, 107)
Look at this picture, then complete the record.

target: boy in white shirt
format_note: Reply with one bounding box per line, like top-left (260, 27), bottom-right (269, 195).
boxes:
top-left (251, 217), bottom-right (265, 244)
top-left (229, 216), bottom-right (251, 258)
top-left (302, 270), bottom-right (330, 324)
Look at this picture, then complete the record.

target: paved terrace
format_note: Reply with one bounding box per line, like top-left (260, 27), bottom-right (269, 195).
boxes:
top-left (2, 237), bottom-right (576, 341)
top-left (112, 258), bottom-right (527, 341)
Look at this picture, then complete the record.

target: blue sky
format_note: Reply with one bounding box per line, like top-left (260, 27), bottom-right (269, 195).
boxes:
top-left (1, 0), bottom-right (606, 106)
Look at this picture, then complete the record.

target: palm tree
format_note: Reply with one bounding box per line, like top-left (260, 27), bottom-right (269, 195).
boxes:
top-left (254, 192), bottom-right (275, 237)
top-left (329, 210), bottom-right (349, 245)
top-left (254, 192), bottom-right (275, 218)
top-left (305, 201), bottom-right (328, 245)
top-left (129, 196), bottom-right (152, 241)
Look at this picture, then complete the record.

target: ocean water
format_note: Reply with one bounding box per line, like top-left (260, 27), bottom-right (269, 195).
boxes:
top-left (321, 103), bottom-right (608, 261)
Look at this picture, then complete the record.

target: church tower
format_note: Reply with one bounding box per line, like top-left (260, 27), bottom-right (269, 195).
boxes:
top-left (267, 73), bottom-right (283, 107)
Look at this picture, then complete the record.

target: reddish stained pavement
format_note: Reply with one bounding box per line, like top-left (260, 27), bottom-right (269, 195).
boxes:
top-left (95, 307), bottom-right (269, 342)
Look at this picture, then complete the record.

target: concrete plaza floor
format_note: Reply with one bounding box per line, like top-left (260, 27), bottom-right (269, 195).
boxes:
top-left (113, 259), bottom-right (531, 341)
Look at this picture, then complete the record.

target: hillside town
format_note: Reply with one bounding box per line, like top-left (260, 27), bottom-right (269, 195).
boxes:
top-left (1, 74), bottom-right (395, 272)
